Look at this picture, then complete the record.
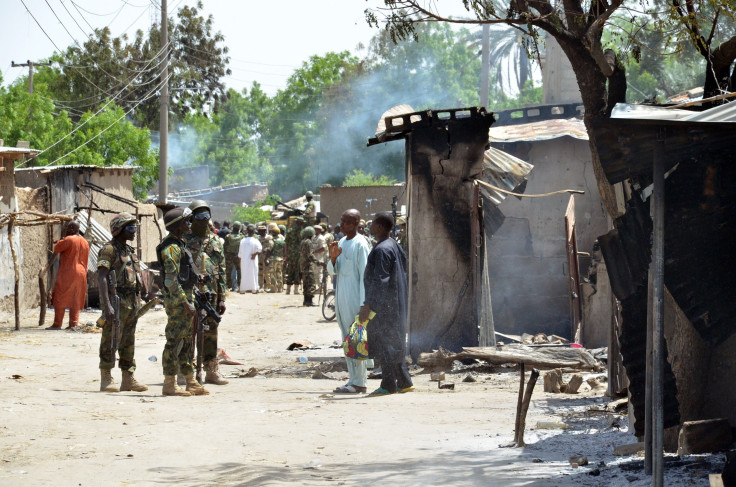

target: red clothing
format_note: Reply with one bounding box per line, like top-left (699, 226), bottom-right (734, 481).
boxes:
top-left (52, 235), bottom-right (90, 311)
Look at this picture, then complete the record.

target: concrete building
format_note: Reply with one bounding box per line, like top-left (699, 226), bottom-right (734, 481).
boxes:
top-left (318, 184), bottom-right (406, 224)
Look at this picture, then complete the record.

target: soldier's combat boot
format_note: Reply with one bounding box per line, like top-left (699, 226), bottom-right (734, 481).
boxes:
top-left (285, 285), bottom-right (291, 295)
top-left (120, 370), bottom-right (148, 392)
top-left (176, 373), bottom-right (186, 386)
top-left (185, 374), bottom-right (210, 395)
top-left (100, 369), bottom-right (120, 392)
top-left (162, 375), bottom-right (190, 396)
top-left (294, 285), bottom-right (300, 295)
top-left (205, 359), bottom-right (229, 385)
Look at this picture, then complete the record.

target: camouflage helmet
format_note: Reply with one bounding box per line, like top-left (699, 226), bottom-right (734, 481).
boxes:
top-left (319, 222), bottom-right (328, 231)
top-left (164, 207), bottom-right (192, 229)
top-left (300, 226), bottom-right (315, 240)
top-left (232, 220), bottom-right (242, 231)
top-left (110, 212), bottom-right (137, 236)
top-left (188, 199), bottom-right (210, 213)
top-left (305, 190), bottom-right (314, 198)
top-left (268, 223), bottom-right (280, 235)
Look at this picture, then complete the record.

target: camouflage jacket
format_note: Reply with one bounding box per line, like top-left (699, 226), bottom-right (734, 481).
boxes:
top-left (271, 235), bottom-right (286, 261)
top-left (158, 234), bottom-right (190, 307)
top-left (97, 239), bottom-right (142, 295)
top-left (183, 231), bottom-right (227, 302)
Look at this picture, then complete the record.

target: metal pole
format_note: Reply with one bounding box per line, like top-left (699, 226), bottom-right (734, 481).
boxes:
top-left (651, 131), bottom-right (666, 487)
top-left (158, 0), bottom-right (169, 204)
top-left (645, 260), bottom-right (653, 474)
top-left (11, 60), bottom-right (51, 94)
top-left (480, 24), bottom-right (490, 109)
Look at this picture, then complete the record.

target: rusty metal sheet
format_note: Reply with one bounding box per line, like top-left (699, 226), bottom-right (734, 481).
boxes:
top-left (489, 118), bottom-right (588, 143)
top-left (480, 146), bottom-right (533, 205)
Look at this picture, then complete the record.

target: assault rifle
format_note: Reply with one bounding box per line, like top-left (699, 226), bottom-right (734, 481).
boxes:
top-left (193, 288), bottom-right (221, 384)
top-left (107, 270), bottom-right (121, 360)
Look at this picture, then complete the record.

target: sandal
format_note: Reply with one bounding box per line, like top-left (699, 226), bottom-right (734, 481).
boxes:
top-left (333, 384), bottom-right (367, 394)
top-left (368, 387), bottom-right (394, 396)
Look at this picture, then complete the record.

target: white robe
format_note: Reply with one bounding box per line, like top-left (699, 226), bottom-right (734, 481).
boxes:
top-left (238, 236), bottom-right (262, 292)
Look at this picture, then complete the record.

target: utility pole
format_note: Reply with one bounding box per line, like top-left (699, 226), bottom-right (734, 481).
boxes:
top-left (480, 24), bottom-right (490, 110)
top-left (11, 60), bottom-right (52, 94)
top-left (158, 0), bottom-right (169, 203)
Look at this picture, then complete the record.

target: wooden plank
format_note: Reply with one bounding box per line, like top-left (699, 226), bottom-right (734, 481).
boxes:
top-left (417, 345), bottom-right (600, 370)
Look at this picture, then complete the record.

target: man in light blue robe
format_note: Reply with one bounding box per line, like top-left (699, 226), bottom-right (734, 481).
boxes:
top-left (327, 209), bottom-right (372, 393)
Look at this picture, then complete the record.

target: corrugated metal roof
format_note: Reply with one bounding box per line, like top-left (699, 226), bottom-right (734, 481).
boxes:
top-left (488, 118), bottom-right (588, 142)
top-left (683, 100), bottom-right (736, 122)
top-left (374, 104), bottom-right (421, 141)
top-left (15, 165), bottom-right (135, 173)
top-left (480, 147), bottom-right (533, 205)
top-left (611, 103), bottom-right (694, 120)
top-left (0, 146), bottom-right (40, 157)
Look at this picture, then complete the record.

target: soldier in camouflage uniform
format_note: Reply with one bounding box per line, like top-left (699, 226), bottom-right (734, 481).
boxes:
top-left (157, 207), bottom-right (207, 396)
top-left (304, 191), bottom-right (317, 225)
top-left (299, 226), bottom-right (318, 306)
top-left (183, 200), bottom-right (229, 386)
top-left (311, 224), bottom-right (328, 294)
top-left (256, 225), bottom-right (273, 292)
top-left (224, 221), bottom-right (244, 291)
top-left (268, 223), bottom-right (285, 292)
top-left (284, 217), bottom-right (304, 295)
top-left (97, 212), bottom-right (147, 393)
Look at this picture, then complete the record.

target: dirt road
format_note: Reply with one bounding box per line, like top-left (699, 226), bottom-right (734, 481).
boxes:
top-left (0, 292), bottom-right (719, 486)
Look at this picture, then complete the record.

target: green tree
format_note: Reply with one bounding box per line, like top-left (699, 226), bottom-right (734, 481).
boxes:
top-left (36, 1), bottom-right (230, 130)
top-left (343, 169), bottom-right (397, 186)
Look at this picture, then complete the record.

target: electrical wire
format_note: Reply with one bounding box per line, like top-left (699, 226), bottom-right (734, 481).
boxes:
top-left (40, 71), bottom-right (173, 167)
top-left (19, 0), bottom-right (64, 53)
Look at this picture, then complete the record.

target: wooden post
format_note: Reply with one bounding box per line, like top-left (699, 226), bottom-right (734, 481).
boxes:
top-left (516, 368), bottom-right (540, 447)
top-left (8, 218), bottom-right (20, 330)
top-left (514, 362), bottom-right (525, 442)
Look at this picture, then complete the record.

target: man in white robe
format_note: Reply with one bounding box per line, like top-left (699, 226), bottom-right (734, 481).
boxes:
top-left (327, 209), bottom-right (372, 393)
top-left (238, 225), bottom-right (262, 293)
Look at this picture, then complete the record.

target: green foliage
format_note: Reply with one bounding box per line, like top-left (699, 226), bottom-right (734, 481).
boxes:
top-left (36, 0), bottom-right (230, 130)
top-left (230, 203), bottom-right (271, 224)
top-left (342, 169), bottom-right (397, 186)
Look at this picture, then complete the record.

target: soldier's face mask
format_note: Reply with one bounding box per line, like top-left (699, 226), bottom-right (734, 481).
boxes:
top-left (191, 211), bottom-right (210, 237)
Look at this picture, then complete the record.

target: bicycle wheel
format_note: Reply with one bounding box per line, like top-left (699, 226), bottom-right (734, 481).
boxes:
top-left (322, 290), bottom-right (336, 321)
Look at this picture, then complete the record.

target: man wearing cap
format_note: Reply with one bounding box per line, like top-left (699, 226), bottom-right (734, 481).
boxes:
top-left (256, 224), bottom-right (273, 292)
top-left (304, 191), bottom-right (317, 225)
top-left (224, 222), bottom-right (244, 291)
top-left (96, 213), bottom-right (147, 393)
top-left (157, 207), bottom-right (206, 396)
top-left (284, 217), bottom-right (305, 295)
top-left (267, 224), bottom-right (285, 293)
top-left (48, 220), bottom-right (89, 330)
top-left (311, 224), bottom-right (328, 294)
top-left (183, 200), bottom-right (229, 386)
top-left (238, 224), bottom-right (262, 293)
top-left (299, 226), bottom-right (318, 306)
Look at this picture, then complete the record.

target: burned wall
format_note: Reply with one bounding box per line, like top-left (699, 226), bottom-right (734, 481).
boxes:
top-left (487, 137), bottom-right (610, 339)
top-left (406, 112), bottom-right (493, 357)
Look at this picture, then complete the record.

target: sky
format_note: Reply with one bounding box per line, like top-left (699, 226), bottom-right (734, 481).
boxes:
top-left (0, 0), bottom-right (390, 95)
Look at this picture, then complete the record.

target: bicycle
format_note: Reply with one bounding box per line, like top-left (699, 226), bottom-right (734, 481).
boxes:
top-left (319, 264), bottom-right (336, 321)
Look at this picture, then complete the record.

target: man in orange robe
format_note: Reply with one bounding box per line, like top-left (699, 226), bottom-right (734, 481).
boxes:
top-left (49, 220), bottom-right (90, 329)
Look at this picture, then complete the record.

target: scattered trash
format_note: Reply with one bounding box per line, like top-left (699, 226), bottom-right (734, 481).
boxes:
top-left (312, 369), bottom-right (327, 380)
top-left (532, 458), bottom-right (544, 463)
top-left (287, 340), bottom-right (313, 351)
top-left (303, 458), bottom-right (322, 469)
top-left (462, 374), bottom-right (476, 383)
top-left (543, 369), bottom-right (583, 394)
top-left (569, 455), bottom-right (589, 467)
top-left (10, 374), bottom-right (22, 380)
top-left (521, 332), bottom-right (569, 345)
top-left (217, 348), bottom-right (243, 365)
top-left (86, 321), bottom-right (94, 327)
top-left (244, 367), bottom-right (259, 377)
top-left (430, 372), bottom-right (445, 381)
top-left (536, 421), bottom-right (570, 430)
top-left (588, 468), bottom-right (601, 476)
top-left (298, 356), bottom-right (308, 364)
top-left (148, 355), bottom-right (157, 362)
top-left (438, 382), bottom-right (454, 390)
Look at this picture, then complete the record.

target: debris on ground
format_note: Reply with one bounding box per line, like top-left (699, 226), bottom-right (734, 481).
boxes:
top-left (521, 332), bottom-right (569, 345)
top-left (217, 348), bottom-right (244, 365)
top-left (418, 345), bottom-right (601, 371)
top-left (430, 371), bottom-right (445, 381)
top-left (569, 454), bottom-right (589, 467)
top-left (678, 418), bottom-right (733, 455)
top-left (543, 369), bottom-right (584, 394)
top-left (286, 340), bottom-right (313, 351)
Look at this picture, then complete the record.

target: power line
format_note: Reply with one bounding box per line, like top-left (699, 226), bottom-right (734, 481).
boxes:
top-left (19, 0), bottom-right (64, 53)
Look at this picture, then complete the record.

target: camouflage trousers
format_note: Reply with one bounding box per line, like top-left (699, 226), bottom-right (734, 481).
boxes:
top-left (312, 263), bottom-right (325, 294)
top-left (99, 293), bottom-right (139, 372)
top-left (269, 259), bottom-right (283, 292)
top-left (284, 257), bottom-right (301, 285)
top-left (162, 297), bottom-right (194, 377)
top-left (300, 264), bottom-right (316, 298)
top-left (225, 253), bottom-right (239, 290)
